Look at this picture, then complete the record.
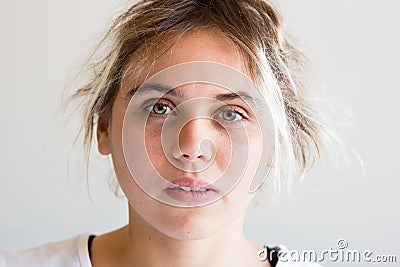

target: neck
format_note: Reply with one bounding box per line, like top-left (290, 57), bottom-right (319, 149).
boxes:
top-left (93, 205), bottom-right (265, 267)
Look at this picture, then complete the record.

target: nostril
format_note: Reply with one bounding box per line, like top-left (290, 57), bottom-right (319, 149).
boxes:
top-left (182, 153), bottom-right (202, 161)
top-left (175, 139), bottom-right (215, 161)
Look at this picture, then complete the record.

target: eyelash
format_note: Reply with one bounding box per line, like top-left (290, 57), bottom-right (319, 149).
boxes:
top-left (144, 100), bottom-right (175, 119)
top-left (216, 107), bottom-right (246, 123)
top-left (143, 100), bottom-right (248, 123)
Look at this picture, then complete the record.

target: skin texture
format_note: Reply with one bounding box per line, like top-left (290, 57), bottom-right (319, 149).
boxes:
top-left (92, 29), bottom-right (271, 267)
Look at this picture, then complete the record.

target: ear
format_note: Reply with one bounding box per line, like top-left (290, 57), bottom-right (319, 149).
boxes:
top-left (97, 114), bottom-right (111, 155)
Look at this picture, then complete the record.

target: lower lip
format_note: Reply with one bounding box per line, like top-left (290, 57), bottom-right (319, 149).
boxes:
top-left (165, 188), bottom-right (219, 204)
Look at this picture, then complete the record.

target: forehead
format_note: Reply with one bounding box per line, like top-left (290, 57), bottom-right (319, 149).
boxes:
top-left (161, 29), bottom-right (245, 69)
top-left (121, 29), bottom-right (250, 95)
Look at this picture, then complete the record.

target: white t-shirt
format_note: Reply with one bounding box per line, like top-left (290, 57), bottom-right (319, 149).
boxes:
top-left (0, 234), bottom-right (323, 267)
top-left (0, 234), bottom-right (92, 267)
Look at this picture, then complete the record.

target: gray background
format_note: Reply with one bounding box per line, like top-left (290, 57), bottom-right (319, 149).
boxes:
top-left (1, 1), bottom-right (399, 266)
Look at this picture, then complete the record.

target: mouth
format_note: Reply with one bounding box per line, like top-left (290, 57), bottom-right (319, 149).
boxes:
top-left (165, 177), bottom-right (217, 192)
top-left (169, 185), bottom-right (209, 192)
top-left (164, 177), bottom-right (219, 204)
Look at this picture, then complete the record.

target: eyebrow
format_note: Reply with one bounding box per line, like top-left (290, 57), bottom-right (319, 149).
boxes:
top-left (215, 92), bottom-right (261, 105)
top-left (125, 83), bottom-right (262, 105)
top-left (126, 83), bottom-right (184, 99)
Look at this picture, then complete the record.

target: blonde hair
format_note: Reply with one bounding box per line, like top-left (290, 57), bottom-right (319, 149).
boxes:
top-left (66, 0), bottom-right (342, 198)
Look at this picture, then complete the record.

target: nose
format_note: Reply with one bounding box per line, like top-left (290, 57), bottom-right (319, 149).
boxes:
top-left (172, 118), bottom-right (215, 162)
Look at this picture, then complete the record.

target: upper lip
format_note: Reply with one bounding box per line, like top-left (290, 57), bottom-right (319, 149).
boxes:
top-left (166, 177), bottom-right (217, 192)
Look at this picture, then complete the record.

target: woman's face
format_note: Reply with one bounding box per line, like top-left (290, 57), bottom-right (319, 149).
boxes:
top-left (97, 29), bottom-right (266, 240)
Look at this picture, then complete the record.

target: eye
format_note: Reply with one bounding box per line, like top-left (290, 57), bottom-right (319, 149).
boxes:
top-left (216, 107), bottom-right (246, 122)
top-left (145, 102), bottom-right (174, 115)
top-left (221, 109), bottom-right (242, 121)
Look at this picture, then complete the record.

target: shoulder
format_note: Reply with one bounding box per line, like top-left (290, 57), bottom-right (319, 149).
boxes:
top-left (0, 233), bottom-right (92, 267)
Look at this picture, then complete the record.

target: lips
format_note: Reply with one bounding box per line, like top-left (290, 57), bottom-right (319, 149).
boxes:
top-left (166, 177), bottom-right (217, 191)
top-left (164, 177), bottom-right (219, 204)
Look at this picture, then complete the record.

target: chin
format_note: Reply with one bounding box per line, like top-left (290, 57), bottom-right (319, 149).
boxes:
top-left (163, 223), bottom-right (218, 241)
top-left (158, 208), bottom-right (223, 241)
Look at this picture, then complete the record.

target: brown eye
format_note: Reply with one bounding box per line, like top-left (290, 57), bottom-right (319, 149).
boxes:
top-left (151, 103), bottom-right (172, 115)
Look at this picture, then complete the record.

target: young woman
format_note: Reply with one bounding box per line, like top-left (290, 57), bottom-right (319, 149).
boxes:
top-left (1, 0), bottom-right (334, 266)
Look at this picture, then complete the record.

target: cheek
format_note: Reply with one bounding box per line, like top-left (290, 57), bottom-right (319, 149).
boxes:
top-left (220, 140), bottom-right (262, 209)
top-left (143, 129), bottom-right (171, 176)
top-left (213, 128), bottom-right (262, 181)
top-left (213, 134), bottom-right (232, 172)
top-left (228, 131), bottom-right (263, 193)
top-left (241, 135), bottom-right (264, 196)
top-left (145, 131), bottom-right (163, 159)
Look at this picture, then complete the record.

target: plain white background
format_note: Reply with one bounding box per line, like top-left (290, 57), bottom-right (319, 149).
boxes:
top-left (1, 1), bottom-right (399, 266)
